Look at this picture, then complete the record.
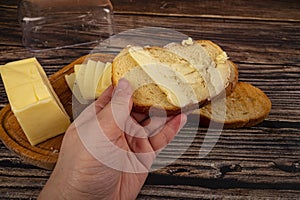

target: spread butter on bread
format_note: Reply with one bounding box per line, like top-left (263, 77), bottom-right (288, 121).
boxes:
top-left (112, 38), bottom-right (238, 115)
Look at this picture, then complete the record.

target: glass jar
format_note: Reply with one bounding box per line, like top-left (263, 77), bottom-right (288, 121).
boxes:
top-left (18, 0), bottom-right (115, 52)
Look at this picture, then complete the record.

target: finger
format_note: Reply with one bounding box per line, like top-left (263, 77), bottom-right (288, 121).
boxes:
top-left (124, 114), bottom-right (186, 154)
top-left (97, 78), bottom-right (134, 141)
top-left (141, 115), bottom-right (178, 137)
top-left (149, 113), bottom-right (187, 151)
top-left (112, 78), bottom-right (133, 112)
top-left (124, 127), bottom-right (153, 153)
top-left (124, 133), bottom-right (156, 170)
top-left (72, 85), bottom-right (114, 127)
top-left (109, 78), bottom-right (133, 127)
top-left (82, 85), bottom-right (114, 118)
top-left (131, 112), bottom-right (149, 123)
top-left (93, 85), bottom-right (114, 113)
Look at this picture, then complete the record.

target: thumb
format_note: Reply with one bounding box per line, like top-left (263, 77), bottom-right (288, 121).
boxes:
top-left (110, 78), bottom-right (133, 128)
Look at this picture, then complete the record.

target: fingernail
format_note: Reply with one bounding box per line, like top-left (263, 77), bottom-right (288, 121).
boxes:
top-left (179, 114), bottom-right (187, 129)
top-left (117, 78), bottom-right (129, 91)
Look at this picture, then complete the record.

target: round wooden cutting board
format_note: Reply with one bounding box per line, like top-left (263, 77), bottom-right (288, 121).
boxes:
top-left (0, 54), bottom-right (114, 170)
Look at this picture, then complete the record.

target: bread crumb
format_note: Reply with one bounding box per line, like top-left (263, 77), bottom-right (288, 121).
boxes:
top-left (216, 52), bottom-right (229, 64)
top-left (52, 149), bottom-right (59, 154)
top-left (181, 37), bottom-right (194, 46)
top-left (50, 147), bottom-right (59, 154)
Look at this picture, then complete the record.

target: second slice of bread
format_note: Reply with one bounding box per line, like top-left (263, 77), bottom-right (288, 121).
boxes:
top-left (190, 82), bottom-right (272, 128)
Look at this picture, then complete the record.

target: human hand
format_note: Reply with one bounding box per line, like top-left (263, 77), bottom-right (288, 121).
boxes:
top-left (38, 79), bottom-right (187, 200)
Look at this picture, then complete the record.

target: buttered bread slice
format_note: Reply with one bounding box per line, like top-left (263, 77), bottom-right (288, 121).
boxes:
top-left (112, 39), bottom-right (238, 115)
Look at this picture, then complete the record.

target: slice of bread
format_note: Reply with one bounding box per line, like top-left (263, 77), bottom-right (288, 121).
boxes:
top-left (112, 39), bottom-right (238, 115)
top-left (190, 82), bottom-right (272, 128)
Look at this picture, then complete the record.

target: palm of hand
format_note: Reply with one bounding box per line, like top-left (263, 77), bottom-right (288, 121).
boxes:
top-left (39, 80), bottom-right (186, 200)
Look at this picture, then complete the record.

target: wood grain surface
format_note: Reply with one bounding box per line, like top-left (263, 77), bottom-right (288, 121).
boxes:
top-left (0, 0), bottom-right (299, 199)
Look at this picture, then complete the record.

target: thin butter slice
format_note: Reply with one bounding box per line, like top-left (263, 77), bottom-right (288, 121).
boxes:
top-left (84, 59), bottom-right (97, 99)
top-left (65, 73), bottom-right (76, 90)
top-left (66, 60), bottom-right (112, 101)
top-left (72, 64), bottom-right (89, 104)
top-left (94, 61), bottom-right (106, 88)
top-left (65, 73), bottom-right (86, 102)
top-left (0, 58), bottom-right (71, 145)
top-left (95, 62), bottom-right (112, 97)
top-left (129, 46), bottom-right (197, 107)
top-left (75, 64), bottom-right (87, 99)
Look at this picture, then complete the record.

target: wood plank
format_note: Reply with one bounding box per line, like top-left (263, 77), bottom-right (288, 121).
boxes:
top-left (0, 147), bottom-right (299, 198)
top-left (148, 125), bottom-right (300, 188)
top-left (0, 5), bottom-right (300, 66)
top-left (112, 15), bottom-right (300, 66)
top-left (0, 188), bottom-right (41, 200)
top-left (138, 185), bottom-right (300, 199)
top-left (2, 0), bottom-right (300, 22)
top-left (0, 174), bottom-right (46, 199)
top-left (0, 176), bottom-right (47, 188)
top-left (1, 177), bottom-right (300, 200)
top-left (111, 0), bottom-right (300, 22)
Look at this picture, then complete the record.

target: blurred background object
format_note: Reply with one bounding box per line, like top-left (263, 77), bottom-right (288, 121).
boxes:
top-left (18, 0), bottom-right (115, 52)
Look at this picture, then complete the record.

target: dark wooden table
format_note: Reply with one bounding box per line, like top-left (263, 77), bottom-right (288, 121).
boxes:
top-left (1, 0), bottom-right (300, 199)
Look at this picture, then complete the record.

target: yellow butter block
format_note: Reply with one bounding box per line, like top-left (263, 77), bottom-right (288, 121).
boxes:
top-left (0, 58), bottom-right (71, 145)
